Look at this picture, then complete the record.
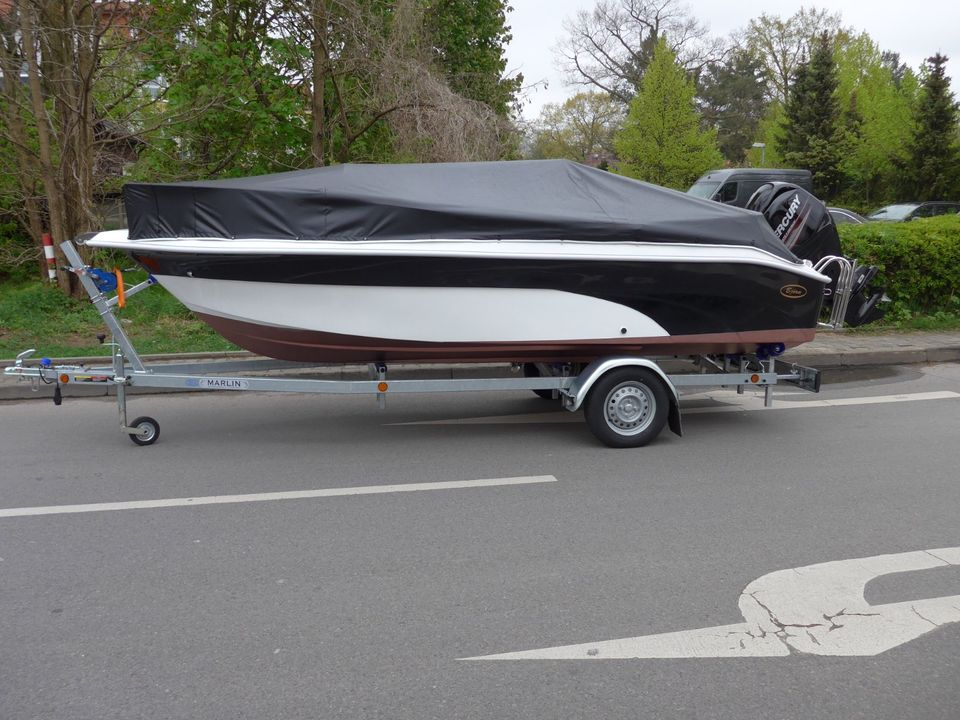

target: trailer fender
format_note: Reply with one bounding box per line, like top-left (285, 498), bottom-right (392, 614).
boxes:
top-left (563, 357), bottom-right (682, 437)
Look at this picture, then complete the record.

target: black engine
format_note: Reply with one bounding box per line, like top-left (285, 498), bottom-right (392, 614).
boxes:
top-left (746, 182), bottom-right (884, 327)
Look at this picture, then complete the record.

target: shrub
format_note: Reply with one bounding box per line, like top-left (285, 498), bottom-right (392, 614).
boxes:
top-left (0, 221), bottom-right (37, 282)
top-left (838, 215), bottom-right (960, 314)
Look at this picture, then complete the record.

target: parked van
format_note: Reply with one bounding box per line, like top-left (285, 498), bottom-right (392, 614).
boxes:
top-left (688, 168), bottom-right (813, 208)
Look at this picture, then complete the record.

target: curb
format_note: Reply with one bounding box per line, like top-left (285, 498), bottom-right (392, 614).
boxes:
top-left (784, 346), bottom-right (960, 368)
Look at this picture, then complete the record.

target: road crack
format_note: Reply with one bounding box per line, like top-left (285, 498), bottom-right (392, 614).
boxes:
top-left (910, 606), bottom-right (939, 627)
top-left (823, 608), bottom-right (880, 631)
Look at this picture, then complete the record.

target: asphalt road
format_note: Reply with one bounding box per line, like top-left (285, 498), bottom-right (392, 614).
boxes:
top-left (1, 362), bottom-right (959, 719)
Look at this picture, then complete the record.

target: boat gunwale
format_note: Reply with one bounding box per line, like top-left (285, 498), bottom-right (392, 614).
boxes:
top-left (85, 232), bottom-right (831, 283)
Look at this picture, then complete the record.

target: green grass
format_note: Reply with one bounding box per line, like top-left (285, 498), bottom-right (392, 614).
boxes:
top-left (861, 310), bottom-right (960, 332)
top-left (0, 273), bottom-right (239, 360)
top-left (843, 314), bottom-right (960, 333)
top-left (850, 293), bottom-right (960, 332)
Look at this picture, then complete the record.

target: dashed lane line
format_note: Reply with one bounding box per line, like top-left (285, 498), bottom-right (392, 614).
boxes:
top-left (0, 475), bottom-right (558, 519)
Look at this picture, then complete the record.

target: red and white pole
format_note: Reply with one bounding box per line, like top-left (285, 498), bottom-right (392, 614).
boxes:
top-left (42, 233), bottom-right (56, 282)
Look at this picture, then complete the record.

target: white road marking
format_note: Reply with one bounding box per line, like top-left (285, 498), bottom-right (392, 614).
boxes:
top-left (684, 390), bottom-right (960, 414)
top-left (391, 390), bottom-right (960, 425)
top-left (0, 475), bottom-right (557, 519)
top-left (465, 546), bottom-right (960, 660)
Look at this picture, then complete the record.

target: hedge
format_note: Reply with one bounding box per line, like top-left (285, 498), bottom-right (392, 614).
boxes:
top-left (838, 215), bottom-right (960, 315)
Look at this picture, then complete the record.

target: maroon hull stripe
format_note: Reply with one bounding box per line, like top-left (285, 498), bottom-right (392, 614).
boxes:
top-left (197, 312), bottom-right (816, 363)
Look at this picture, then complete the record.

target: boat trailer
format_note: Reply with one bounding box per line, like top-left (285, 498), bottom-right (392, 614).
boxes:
top-left (3, 241), bottom-right (822, 449)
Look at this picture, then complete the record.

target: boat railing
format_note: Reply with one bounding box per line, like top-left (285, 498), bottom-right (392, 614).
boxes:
top-left (813, 255), bottom-right (856, 330)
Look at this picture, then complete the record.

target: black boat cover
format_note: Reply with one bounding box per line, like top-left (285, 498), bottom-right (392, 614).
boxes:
top-left (123, 160), bottom-right (798, 261)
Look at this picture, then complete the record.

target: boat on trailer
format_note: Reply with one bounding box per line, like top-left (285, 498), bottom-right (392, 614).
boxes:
top-left (6, 161), bottom-right (839, 448)
top-left (85, 160), bottom-right (830, 363)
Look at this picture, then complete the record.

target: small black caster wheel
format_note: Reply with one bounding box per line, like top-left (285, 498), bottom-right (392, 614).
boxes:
top-left (129, 416), bottom-right (160, 446)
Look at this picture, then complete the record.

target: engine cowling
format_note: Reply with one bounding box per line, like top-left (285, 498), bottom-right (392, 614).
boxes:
top-left (745, 182), bottom-right (842, 262)
top-left (746, 182), bottom-right (884, 327)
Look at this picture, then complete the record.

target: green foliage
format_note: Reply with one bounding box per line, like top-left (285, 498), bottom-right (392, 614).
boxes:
top-left (529, 92), bottom-right (624, 163)
top-left (0, 221), bottom-right (37, 281)
top-left (0, 275), bottom-right (238, 359)
top-left (908, 54), bottom-right (960, 200)
top-left (835, 34), bottom-right (919, 206)
top-left (133, 1), bottom-right (312, 181)
top-left (423, 0), bottom-right (521, 115)
top-left (126, 0), bottom-right (520, 175)
top-left (747, 102), bottom-right (786, 168)
top-left (614, 40), bottom-right (723, 189)
top-left (697, 50), bottom-right (768, 164)
top-left (777, 33), bottom-right (847, 199)
top-left (838, 215), bottom-right (960, 317)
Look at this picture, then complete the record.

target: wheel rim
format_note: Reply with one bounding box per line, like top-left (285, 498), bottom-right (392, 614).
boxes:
top-left (136, 422), bottom-right (156, 442)
top-left (604, 382), bottom-right (654, 436)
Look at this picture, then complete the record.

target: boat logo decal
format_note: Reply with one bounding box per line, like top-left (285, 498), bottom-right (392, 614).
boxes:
top-left (774, 194), bottom-right (803, 238)
top-left (780, 284), bottom-right (807, 299)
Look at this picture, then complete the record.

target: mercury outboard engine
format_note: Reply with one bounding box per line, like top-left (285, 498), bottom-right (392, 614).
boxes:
top-left (746, 182), bottom-right (884, 327)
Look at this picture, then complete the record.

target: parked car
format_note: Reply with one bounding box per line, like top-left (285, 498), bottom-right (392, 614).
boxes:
top-left (688, 168), bottom-right (813, 208)
top-left (867, 202), bottom-right (960, 221)
top-left (828, 207), bottom-right (867, 224)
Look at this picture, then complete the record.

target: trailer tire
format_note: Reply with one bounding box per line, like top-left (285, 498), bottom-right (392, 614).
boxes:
top-left (583, 368), bottom-right (668, 448)
top-left (129, 416), bottom-right (160, 446)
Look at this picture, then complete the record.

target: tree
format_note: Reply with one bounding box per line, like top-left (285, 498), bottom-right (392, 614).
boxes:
top-left (0, 0), bottom-right (525, 286)
top-left (907, 54), bottom-right (959, 200)
top-left (742, 7), bottom-right (845, 103)
top-left (834, 33), bottom-right (919, 204)
top-left (557, 0), bottom-right (722, 103)
top-left (0, 0), bottom-right (169, 289)
top-left (133, 0), bottom-right (312, 181)
top-left (423, 0), bottom-right (521, 116)
top-left (749, 102), bottom-right (786, 168)
top-left (528, 92), bottom-right (624, 164)
top-left (284, 0), bottom-right (514, 165)
top-left (614, 39), bottom-right (722, 189)
top-left (881, 51), bottom-right (910, 89)
top-left (777, 32), bottom-right (847, 199)
top-left (697, 50), bottom-right (768, 164)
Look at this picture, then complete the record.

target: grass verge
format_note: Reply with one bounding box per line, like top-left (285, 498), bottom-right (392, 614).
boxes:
top-left (0, 274), bottom-right (239, 359)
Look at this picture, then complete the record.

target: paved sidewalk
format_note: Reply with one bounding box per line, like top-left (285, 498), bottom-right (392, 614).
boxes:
top-left (2, 329), bottom-right (959, 402)
top-left (783, 329), bottom-right (960, 367)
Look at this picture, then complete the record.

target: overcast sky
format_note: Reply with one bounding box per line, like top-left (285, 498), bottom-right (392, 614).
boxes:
top-left (505, 0), bottom-right (960, 118)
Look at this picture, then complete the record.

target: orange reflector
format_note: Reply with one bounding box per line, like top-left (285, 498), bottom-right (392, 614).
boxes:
top-left (60, 374), bottom-right (70, 384)
top-left (114, 267), bottom-right (126, 308)
top-left (377, 382), bottom-right (389, 392)
top-left (750, 374), bottom-right (760, 383)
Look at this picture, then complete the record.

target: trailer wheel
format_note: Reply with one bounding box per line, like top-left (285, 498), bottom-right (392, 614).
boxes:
top-left (129, 416), bottom-right (160, 446)
top-left (583, 368), bottom-right (668, 448)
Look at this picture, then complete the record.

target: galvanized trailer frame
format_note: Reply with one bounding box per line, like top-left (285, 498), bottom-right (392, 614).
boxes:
top-left (3, 241), bottom-right (821, 448)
